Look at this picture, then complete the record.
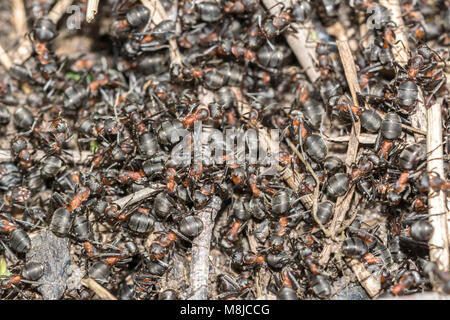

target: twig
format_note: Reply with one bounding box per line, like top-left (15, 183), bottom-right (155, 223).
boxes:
top-left (186, 86), bottom-right (220, 300)
top-left (399, 123), bottom-right (427, 136)
top-left (346, 258), bottom-right (380, 298)
top-left (319, 40), bottom-right (380, 298)
top-left (261, 0), bottom-right (320, 82)
top-left (86, 0), bottom-right (100, 23)
top-left (81, 278), bottom-right (117, 300)
top-left (411, 90), bottom-right (428, 141)
top-left (11, 0), bottom-right (27, 38)
top-left (325, 133), bottom-right (377, 144)
top-left (167, 0), bottom-right (179, 21)
top-left (336, 194), bottom-right (361, 234)
top-left (112, 184), bottom-right (164, 209)
top-left (337, 41), bottom-right (360, 110)
top-left (246, 220), bottom-right (259, 254)
top-left (48, 0), bottom-right (75, 24)
top-left (320, 41), bottom-right (361, 266)
top-left (188, 196), bottom-right (222, 300)
top-left (327, 21), bottom-right (348, 42)
top-left (0, 44), bottom-right (12, 71)
top-left (427, 98), bottom-right (449, 272)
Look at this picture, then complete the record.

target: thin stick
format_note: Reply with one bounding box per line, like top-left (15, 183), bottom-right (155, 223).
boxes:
top-left (336, 194), bottom-right (361, 234)
top-left (400, 123), bottom-right (427, 136)
top-left (186, 88), bottom-right (218, 300)
top-left (86, 0), bottom-right (100, 23)
top-left (335, 41), bottom-right (360, 242)
top-left (81, 278), bottom-right (117, 300)
top-left (318, 40), bottom-right (380, 298)
top-left (112, 184), bottom-right (164, 209)
top-left (0, 44), bottom-right (12, 71)
top-left (318, 189), bottom-right (355, 265)
top-left (325, 133), bottom-right (377, 144)
top-left (327, 21), bottom-right (348, 42)
top-left (337, 40), bottom-right (360, 110)
top-left (319, 41), bottom-right (361, 263)
top-left (188, 196), bottom-right (222, 300)
top-left (261, 0), bottom-right (320, 82)
top-left (346, 258), bottom-right (380, 297)
top-left (11, 0), bottom-right (27, 38)
top-left (427, 98), bottom-right (449, 272)
top-left (48, 0), bottom-right (75, 24)
top-left (167, 0), bottom-right (179, 21)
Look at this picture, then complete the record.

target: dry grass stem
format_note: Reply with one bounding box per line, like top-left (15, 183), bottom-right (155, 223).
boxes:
top-left (48, 0), bottom-right (75, 23)
top-left (188, 196), bottom-right (222, 300)
top-left (0, 44), bottom-right (12, 71)
top-left (11, 0), bottom-right (27, 38)
top-left (81, 278), bottom-right (117, 300)
top-left (86, 0), bottom-right (100, 23)
top-left (427, 99), bottom-right (449, 272)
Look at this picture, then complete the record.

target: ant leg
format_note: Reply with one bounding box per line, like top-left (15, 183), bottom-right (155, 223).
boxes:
top-left (17, 119), bottom-right (38, 137)
top-left (394, 39), bottom-right (408, 53)
top-left (358, 29), bottom-right (373, 49)
top-left (266, 38), bottom-right (276, 51)
top-left (52, 191), bottom-right (68, 207)
top-left (112, 0), bottom-right (128, 15)
top-left (425, 78), bottom-right (446, 106)
top-left (279, 24), bottom-right (293, 35)
top-left (266, 1), bottom-right (285, 14)
top-left (346, 104), bottom-right (358, 131)
top-left (360, 62), bottom-right (384, 73)
top-left (0, 240), bottom-right (18, 263)
top-left (140, 44), bottom-right (171, 52)
top-left (202, 44), bottom-right (219, 56)
top-left (255, 61), bottom-right (278, 74)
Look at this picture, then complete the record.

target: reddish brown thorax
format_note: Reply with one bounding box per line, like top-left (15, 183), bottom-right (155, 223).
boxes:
top-left (226, 221), bottom-right (242, 242)
top-left (377, 140), bottom-right (393, 159)
top-left (281, 270), bottom-right (293, 288)
top-left (0, 219), bottom-right (17, 233)
top-left (275, 216), bottom-right (289, 236)
top-left (67, 186), bottom-right (90, 212)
